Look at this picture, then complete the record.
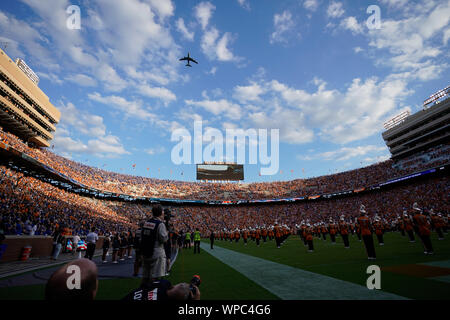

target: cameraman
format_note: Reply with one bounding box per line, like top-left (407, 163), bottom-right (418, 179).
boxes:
top-left (140, 204), bottom-right (168, 287)
top-left (122, 278), bottom-right (200, 301)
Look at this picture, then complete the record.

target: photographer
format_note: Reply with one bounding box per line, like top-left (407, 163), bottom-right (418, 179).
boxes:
top-left (140, 204), bottom-right (168, 286)
top-left (122, 276), bottom-right (201, 301)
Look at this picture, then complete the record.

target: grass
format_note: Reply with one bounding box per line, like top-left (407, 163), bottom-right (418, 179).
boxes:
top-left (0, 232), bottom-right (449, 300)
top-left (209, 232), bottom-right (450, 300)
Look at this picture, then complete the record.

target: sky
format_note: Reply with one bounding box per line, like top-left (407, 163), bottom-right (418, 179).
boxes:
top-left (0, 0), bottom-right (449, 183)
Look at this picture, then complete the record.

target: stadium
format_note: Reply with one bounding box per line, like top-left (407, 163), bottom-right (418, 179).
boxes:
top-left (0, 0), bottom-right (449, 309)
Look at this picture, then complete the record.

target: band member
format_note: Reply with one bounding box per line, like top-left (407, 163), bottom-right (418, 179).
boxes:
top-left (403, 211), bottom-right (415, 242)
top-left (243, 229), bottom-right (248, 246)
top-left (255, 228), bottom-right (261, 247)
top-left (235, 229), bottom-right (240, 243)
top-left (262, 227), bottom-right (268, 242)
top-left (412, 203), bottom-right (434, 255)
top-left (339, 217), bottom-right (350, 249)
top-left (274, 224), bottom-right (282, 248)
top-left (306, 224), bottom-right (314, 252)
top-left (329, 219), bottom-right (337, 244)
top-left (268, 227), bottom-right (274, 241)
top-left (430, 209), bottom-right (445, 240)
top-left (355, 219), bottom-right (362, 242)
top-left (357, 205), bottom-right (376, 260)
top-left (321, 223), bottom-right (327, 241)
top-left (373, 217), bottom-right (384, 246)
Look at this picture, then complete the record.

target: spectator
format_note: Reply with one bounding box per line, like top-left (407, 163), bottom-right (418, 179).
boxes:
top-left (85, 227), bottom-right (98, 260)
top-left (122, 279), bottom-right (200, 301)
top-left (45, 259), bottom-right (98, 300)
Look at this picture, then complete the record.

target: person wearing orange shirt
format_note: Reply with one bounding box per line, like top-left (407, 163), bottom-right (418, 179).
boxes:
top-left (321, 223), bottom-right (327, 241)
top-left (268, 228), bottom-right (274, 241)
top-left (403, 211), bottom-right (415, 243)
top-left (243, 229), bottom-right (248, 246)
top-left (274, 224), bottom-right (282, 248)
top-left (412, 203), bottom-right (433, 255)
top-left (329, 219), bottom-right (337, 244)
top-left (373, 217), bottom-right (384, 246)
top-left (262, 228), bottom-right (268, 243)
top-left (305, 224), bottom-right (314, 253)
top-left (255, 228), bottom-right (261, 247)
top-left (397, 215), bottom-right (405, 237)
top-left (357, 205), bottom-right (376, 260)
top-left (339, 217), bottom-right (350, 249)
top-left (430, 209), bottom-right (444, 240)
top-left (235, 229), bottom-right (240, 243)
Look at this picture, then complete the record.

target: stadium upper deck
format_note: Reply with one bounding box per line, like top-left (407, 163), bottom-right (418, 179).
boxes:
top-left (0, 49), bottom-right (60, 148)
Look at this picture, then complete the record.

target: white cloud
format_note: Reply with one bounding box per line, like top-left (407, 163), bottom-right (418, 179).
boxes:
top-left (176, 18), bottom-right (194, 41)
top-left (137, 84), bottom-right (177, 103)
top-left (270, 11), bottom-right (296, 44)
top-left (201, 27), bottom-right (239, 62)
top-left (366, 1), bottom-right (450, 79)
top-left (185, 98), bottom-right (242, 120)
top-left (327, 1), bottom-right (345, 18)
top-left (444, 28), bottom-right (450, 45)
top-left (147, 0), bottom-right (174, 20)
top-left (303, 0), bottom-right (319, 12)
top-left (318, 145), bottom-right (387, 161)
top-left (354, 46), bottom-right (364, 53)
top-left (195, 2), bottom-right (215, 30)
top-left (58, 102), bottom-right (106, 137)
top-left (94, 64), bottom-right (128, 92)
top-left (64, 74), bottom-right (97, 87)
top-left (53, 102), bottom-right (129, 157)
top-left (379, 0), bottom-right (409, 9)
top-left (340, 16), bottom-right (363, 34)
top-left (88, 92), bottom-right (154, 120)
top-left (233, 83), bottom-right (265, 103)
top-left (216, 32), bottom-right (237, 61)
top-left (145, 146), bottom-right (166, 155)
top-left (237, 0), bottom-right (250, 10)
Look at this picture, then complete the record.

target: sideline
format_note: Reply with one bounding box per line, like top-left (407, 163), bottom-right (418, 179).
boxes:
top-left (201, 243), bottom-right (407, 300)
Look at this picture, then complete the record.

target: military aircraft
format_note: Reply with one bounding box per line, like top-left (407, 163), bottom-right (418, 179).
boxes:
top-left (179, 52), bottom-right (198, 67)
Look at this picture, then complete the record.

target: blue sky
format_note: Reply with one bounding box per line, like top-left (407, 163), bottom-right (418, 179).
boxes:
top-left (0, 0), bottom-right (449, 182)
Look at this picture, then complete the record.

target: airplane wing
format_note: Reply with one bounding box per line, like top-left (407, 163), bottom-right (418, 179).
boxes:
top-left (189, 57), bottom-right (199, 64)
top-left (179, 57), bottom-right (188, 61)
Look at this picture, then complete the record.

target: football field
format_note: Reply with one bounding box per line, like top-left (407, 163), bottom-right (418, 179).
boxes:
top-left (0, 232), bottom-right (449, 300)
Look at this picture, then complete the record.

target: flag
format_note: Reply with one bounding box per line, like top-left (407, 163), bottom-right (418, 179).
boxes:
top-left (66, 239), bottom-right (73, 252)
top-left (132, 164), bottom-right (136, 169)
top-left (77, 240), bottom-right (87, 251)
top-left (290, 169), bottom-right (294, 173)
top-left (147, 167), bottom-right (149, 171)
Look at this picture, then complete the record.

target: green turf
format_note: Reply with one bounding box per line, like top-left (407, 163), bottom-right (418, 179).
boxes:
top-left (1, 232), bottom-right (449, 300)
top-left (207, 232), bottom-right (450, 300)
top-left (0, 246), bottom-right (278, 300)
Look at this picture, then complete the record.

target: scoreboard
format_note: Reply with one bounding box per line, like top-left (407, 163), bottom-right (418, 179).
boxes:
top-left (196, 164), bottom-right (244, 181)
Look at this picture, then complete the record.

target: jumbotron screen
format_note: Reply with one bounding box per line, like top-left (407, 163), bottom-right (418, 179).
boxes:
top-left (196, 164), bottom-right (244, 180)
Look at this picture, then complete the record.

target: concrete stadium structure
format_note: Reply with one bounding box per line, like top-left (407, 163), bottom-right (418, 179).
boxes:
top-left (0, 48), bottom-right (60, 147)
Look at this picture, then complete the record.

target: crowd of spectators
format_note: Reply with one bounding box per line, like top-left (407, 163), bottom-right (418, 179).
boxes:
top-left (168, 175), bottom-right (449, 236)
top-left (1, 165), bottom-right (448, 241)
top-left (0, 127), bottom-right (449, 241)
top-left (0, 165), bottom-right (135, 236)
top-left (1, 128), bottom-right (448, 201)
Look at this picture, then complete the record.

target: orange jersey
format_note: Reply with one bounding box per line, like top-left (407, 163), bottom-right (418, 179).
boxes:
top-left (339, 222), bottom-right (348, 235)
top-left (357, 216), bottom-right (372, 236)
top-left (413, 214), bottom-right (430, 236)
